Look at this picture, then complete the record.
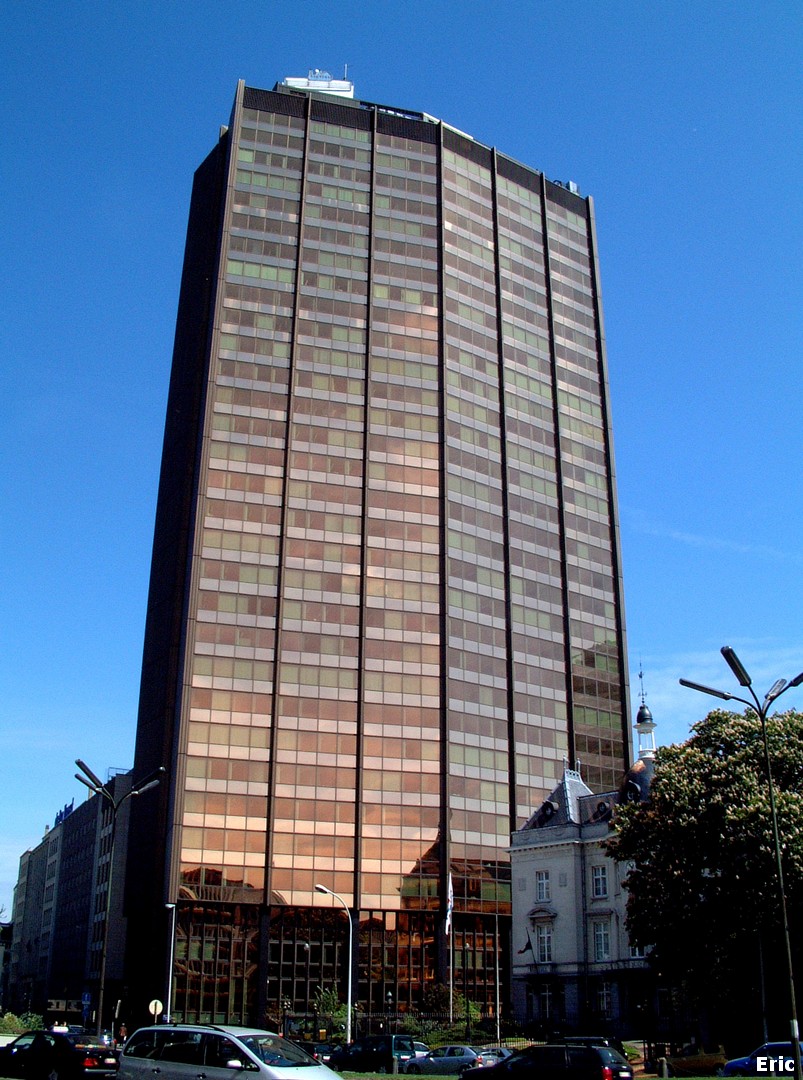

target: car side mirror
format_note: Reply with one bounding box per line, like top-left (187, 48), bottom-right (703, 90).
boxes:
top-left (225, 1060), bottom-right (257, 1071)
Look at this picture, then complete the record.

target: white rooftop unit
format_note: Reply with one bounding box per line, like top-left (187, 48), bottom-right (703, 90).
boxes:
top-left (282, 69), bottom-right (354, 98)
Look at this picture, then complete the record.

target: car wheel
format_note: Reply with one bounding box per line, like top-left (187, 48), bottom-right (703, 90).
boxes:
top-left (407, 1065), bottom-right (421, 1075)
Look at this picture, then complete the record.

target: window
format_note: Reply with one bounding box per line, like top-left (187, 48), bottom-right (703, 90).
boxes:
top-left (596, 980), bottom-right (613, 1016)
top-left (205, 1037), bottom-right (243, 1068)
top-left (535, 869), bottom-right (550, 901)
top-left (591, 864), bottom-right (608, 898)
top-left (593, 919), bottom-right (610, 962)
top-left (535, 923), bottom-right (553, 963)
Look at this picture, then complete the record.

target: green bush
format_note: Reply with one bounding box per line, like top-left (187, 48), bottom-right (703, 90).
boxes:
top-left (0, 1012), bottom-right (45, 1034)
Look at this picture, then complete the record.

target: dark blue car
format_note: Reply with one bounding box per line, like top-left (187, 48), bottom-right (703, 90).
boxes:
top-left (723, 1043), bottom-right (794, 1077)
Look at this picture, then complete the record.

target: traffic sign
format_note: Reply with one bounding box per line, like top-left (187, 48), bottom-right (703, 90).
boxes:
top-left (148, 999), bottom-right (163, 1017)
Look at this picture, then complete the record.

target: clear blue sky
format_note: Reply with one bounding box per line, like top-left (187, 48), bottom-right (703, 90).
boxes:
top-left (2, 0), bottom-right (802, 915)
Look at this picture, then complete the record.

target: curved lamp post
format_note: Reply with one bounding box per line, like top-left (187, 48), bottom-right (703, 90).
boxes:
top-left (75, 761), bottom-right (165, 1037)
top-left (680, 647), bottom-right (803, 1080)
top-left (315, 883), bottom-right (353, 1044)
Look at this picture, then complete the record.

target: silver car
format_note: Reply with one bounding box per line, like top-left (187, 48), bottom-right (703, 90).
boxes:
top-left (120, 1025), bottom-right (340, 1080)
top-left (406, 1046), bottom-right (483, 1075)
top-left (472, 1049), bottom-right (513, 1067)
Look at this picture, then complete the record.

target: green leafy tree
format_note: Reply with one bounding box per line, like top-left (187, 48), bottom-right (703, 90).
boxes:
top-left (312, 986), bottom-right (350, 1041)
top-left (411, 984), bottom-right (481, 1044)
top-left (313, 985), bottom-right (343, 1017)
top-left (607, 708), bottom-right (803, 1043)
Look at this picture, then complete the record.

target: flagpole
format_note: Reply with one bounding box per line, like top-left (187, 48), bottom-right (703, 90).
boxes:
top-left (494, 913), bottom-right (500, 1044)
top-left (446, 871), bottom-right (454, 1025)
top-left (449, 931), bottom-right (454, 1025)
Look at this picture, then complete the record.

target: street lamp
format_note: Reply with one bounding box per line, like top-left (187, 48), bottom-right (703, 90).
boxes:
top-left (75, 760), bottom-right (165, 1037)
top-left (680, 647), bottom-right (803, 1080)
top-left (315, 884), bottom-right (353, 1044)
top-left (165, 903), bottom-right (177, 1022)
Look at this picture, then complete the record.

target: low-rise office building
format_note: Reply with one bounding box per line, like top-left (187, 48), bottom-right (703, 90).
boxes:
top-left (7, 773), bottom-right (132, 1027)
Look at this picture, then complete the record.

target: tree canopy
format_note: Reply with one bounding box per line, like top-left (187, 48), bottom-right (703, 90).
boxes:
top-left (607, 708), bottom-right (803, 1038)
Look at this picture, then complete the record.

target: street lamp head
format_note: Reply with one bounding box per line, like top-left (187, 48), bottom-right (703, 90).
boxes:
top-left (315, 884), bottom-right (331, 896)
top-left (75, 773), bottom-right (101, 794)
top-left (132, 778), bottom-right (161, 796)
top-left (788, 671), bottom-right (803, 689)
top-left (679, 678), bottom-right (734, 701)
top-left (764, 678), bottom-right (788, 708)
top-left (721, 646), bottom-right (752, 687)
top-left (75, 759), bottom-right (105, 789)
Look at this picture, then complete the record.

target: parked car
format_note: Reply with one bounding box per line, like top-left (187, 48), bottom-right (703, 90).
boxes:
top-left (723, 1043), bottom-right (794, 1077)
top-left (310, 1044), bottom-right (336, 1064)
top-left (405, 1046), bottom-right (483, 1075)
top-left (327, 1035), bottom-right (416, 1073)
top-left (469, 1048), bottom-right (513, 1068)
top-left (0, 1030), bottom-right (119, 1080)
top-left (665, 1048), bottom-right (726, 1076)
top-left (119, 1025), bottom-right (338, 1080)
top-left (560, 1037), bottom-right (628, 1060)
top-left (290, 1043), bottom-right (333, 1064)
top-left (461, 1043), bottom-right (633, 1080)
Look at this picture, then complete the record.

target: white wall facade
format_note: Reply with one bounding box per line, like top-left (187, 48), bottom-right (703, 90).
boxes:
top-left (510, 769), bottom-right (650, 1036)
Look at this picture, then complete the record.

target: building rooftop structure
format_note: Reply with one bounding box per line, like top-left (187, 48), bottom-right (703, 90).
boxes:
top-left (281, 69), bottom-right (355, 98)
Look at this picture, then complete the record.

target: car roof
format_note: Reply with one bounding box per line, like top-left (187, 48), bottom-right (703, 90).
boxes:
top-left (133, 1024), bottom-right (281, 1037)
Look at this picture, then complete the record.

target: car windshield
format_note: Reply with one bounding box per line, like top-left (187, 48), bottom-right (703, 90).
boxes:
top-left (239, 1035), bottom-right (318, 1067)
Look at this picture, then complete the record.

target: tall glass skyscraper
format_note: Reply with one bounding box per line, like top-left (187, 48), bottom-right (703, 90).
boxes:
top-left (125, 76), bottom-right (631, 1028)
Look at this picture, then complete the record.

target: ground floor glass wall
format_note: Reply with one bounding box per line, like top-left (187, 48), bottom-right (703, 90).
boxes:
top-left (171, 901), bottom-right (509, 1029)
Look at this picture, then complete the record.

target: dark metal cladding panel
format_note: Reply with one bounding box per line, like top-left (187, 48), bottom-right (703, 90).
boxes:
top-left (376, 110), bottom-right (438, 144)
top-left (496, 153), bottom-right (541, 194)
top-left (544, 177), bottom-right (588, 214)
top-left (125, 132), bottom-right (230, 1023)
top-left (442, 126), bottom-right (492, 169)
top-left (310, 97), bottom-right (372, 129)
top-left (244, 85), bottom-right (306, 117)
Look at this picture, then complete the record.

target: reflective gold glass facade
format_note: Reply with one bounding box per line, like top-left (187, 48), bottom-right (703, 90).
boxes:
top-left (127, 82), bottom-right (629, 1025)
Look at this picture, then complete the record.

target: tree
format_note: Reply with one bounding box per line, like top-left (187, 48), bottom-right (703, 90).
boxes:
top-left (312, 985), bottom-right (351, 1041)
top-left (606, 708), bottom-right (803, 1044)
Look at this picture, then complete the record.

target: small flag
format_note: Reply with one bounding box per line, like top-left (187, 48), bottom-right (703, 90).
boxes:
top-left (518, 937), bottom-right (533, 954)
top-left (445, 872), bottom-right (454, 937)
